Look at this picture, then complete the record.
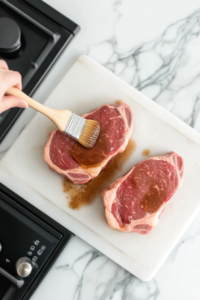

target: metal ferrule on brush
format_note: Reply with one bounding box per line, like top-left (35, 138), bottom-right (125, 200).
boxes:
top-left (64, 113), bottom-right (86, 140)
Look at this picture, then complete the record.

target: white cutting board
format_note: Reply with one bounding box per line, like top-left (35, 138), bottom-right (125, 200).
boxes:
top-left (2, 56), bottom-right (200, 281)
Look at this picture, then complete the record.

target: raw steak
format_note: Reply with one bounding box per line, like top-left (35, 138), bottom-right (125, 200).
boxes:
top-left (101, 152), bottom-right (184, 234)
top-left (44, 103), bottom-right (133, 184)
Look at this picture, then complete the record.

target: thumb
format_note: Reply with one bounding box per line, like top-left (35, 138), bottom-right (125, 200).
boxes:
top-left (0, 95), bottom-right (28, 114)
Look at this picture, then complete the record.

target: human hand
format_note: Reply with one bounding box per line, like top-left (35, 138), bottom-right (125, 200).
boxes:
top-left (0, 60), bottom-right (28, 114)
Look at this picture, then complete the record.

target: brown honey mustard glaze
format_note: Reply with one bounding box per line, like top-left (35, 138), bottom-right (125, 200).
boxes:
top-left (70, 102), bottom-right (125, 168)
top-left (142, 149), bottom-right (151, 156)
top-left (63, 139), bottom-right (136, 210)
top-left (133, 179), bottom-right (166, 213)
top-left (70, 128), bottom-right (109, 168)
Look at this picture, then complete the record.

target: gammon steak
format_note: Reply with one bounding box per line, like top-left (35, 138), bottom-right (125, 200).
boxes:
top-left (44, 103), bottom-right (133, 184)
top-left (101, 152), bottom-right (184, 234)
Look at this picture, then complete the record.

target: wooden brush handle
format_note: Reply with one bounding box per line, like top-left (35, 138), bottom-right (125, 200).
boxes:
top-left (6, 87), bottom-right (71, 131)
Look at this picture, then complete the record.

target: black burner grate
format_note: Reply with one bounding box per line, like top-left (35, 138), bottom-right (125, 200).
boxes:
top-left (0, 0), bottom-right (80, 142)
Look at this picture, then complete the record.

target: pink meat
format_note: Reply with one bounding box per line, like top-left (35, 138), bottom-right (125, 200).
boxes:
top-left (101, 152), bottom-right (184, 234)
top-left (44, 103), bottom-right (133, 184)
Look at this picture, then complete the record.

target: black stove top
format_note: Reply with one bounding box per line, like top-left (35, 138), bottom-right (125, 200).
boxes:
top-left (0, 0), bottom-right (80, 142)
top-left (0, 183), bottom-right (73, 300)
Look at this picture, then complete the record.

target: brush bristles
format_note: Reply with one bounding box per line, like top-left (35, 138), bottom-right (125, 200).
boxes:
top-left (78, 120), bottom-right (100, 148)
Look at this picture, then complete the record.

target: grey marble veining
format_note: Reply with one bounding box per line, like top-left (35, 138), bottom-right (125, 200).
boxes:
top-left (1, 0), bottom-right (200, 299)
top-left (30, 214), bottom-right (200, 300)
top-left (31, 236), bottom-right (160, 300)
top-left (57, 249), bottom-right (159, 300)
top-left (88, 8), bottom-right (200, 132)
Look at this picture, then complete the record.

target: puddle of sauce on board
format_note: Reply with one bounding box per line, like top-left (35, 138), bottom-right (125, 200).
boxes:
top-left (115, 100), bottom-right (123, 104)
top-left (142, 149), bottom-right (151, 156)
top-left (63, 139), bottom-right (136, 210)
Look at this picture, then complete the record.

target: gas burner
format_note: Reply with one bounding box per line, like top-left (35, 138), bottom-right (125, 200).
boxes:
top-left (0, 0), bottom-right (80, 143)
top-left (0, 17), bottom-right (21, 53)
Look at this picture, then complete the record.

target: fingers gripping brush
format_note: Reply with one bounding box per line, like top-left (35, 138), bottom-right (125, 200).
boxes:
top-left (6, 87), bottom-right (100, 148)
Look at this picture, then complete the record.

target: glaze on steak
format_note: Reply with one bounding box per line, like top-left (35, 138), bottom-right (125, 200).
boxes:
top-left (44, 103), bottom-right (133, 184)
top-left (101, 152), bottom-right (184, 234)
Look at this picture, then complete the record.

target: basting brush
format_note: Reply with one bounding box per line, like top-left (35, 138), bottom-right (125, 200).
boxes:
top-left (6, 87), bottom-right (100, 149)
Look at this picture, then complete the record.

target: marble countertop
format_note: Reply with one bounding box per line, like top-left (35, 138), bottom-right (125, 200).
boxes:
top-left (1, 0), bottom-right (200, 299)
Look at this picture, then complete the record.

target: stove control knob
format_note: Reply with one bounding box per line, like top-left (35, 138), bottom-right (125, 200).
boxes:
top-left (0, 243), bottom-right (2, 252)
top-left (16, 257), bottom-right (33, 278)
